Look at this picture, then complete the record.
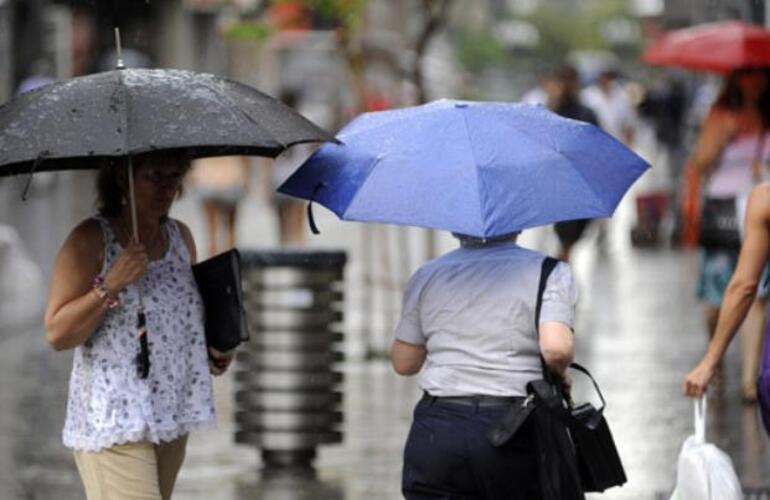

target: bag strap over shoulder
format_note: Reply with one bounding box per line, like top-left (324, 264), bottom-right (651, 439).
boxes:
top-left (535, 257), bottom-right (560, 384)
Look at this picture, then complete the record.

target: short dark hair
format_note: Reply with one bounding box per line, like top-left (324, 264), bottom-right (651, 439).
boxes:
top-left (95, 152), bottom-right (191, 217)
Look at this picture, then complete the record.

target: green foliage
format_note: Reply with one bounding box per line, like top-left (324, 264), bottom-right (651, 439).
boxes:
top-left (224, 21), bottom-right (273, 41)
top-left (452, 0), bottom-right (635, 74)
top-left (527, 0), bottom-right (629, 57)
top-left (454, 31), bottom-right (508, 73)
top-left (301, 0), bottom-right (367, 32)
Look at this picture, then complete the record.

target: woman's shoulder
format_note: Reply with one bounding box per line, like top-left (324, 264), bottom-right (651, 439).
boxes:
top-left (167, 218), bottom-right (192, 240)
top-left (68, 218), bottom-right (104, 245)
top-left (167, 218), bottom-right (196, 262)
top-left (58, 218), bottom-right (105, 261)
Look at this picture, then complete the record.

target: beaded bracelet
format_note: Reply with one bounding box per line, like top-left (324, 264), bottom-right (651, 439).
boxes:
top-left (92, 275), bottom-right (120, 309)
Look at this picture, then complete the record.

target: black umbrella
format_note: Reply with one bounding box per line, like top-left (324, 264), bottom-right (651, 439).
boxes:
top-left (0, 32), bottom-right (336, 378)
top-left (0, 69), bottom-right (335, 176)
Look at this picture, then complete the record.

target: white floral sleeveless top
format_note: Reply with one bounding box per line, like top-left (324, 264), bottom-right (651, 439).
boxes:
top-left (63, 216), bottom-right (215, 452)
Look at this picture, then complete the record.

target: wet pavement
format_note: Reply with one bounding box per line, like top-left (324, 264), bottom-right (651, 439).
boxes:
top-left (1, 173), bottom-right (770, 499)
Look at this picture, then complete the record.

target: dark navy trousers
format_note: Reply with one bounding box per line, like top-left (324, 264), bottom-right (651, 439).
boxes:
top-left (402, 395), bottom-right (541, 500)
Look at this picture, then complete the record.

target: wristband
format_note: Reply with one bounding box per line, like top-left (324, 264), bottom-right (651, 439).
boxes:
top-left (93, 275), bottom-right (120, 309)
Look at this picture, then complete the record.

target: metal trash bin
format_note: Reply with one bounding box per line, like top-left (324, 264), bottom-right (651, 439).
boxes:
top-left (235, 250), bottom-right (346, 469)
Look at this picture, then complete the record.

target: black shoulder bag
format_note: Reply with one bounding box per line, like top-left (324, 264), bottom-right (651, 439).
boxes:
top-left (487, 257), bottom-right (626, 496)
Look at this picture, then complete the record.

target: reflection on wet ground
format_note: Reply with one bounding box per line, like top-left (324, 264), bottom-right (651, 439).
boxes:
top-left (2, 175), bottom-right (770, 499)
top-left (3, 247), bottom-right (770, 500)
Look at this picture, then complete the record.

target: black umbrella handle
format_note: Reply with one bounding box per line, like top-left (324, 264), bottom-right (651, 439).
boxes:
top-left (307, 182), bottom-right (326, 235)
top-left (136, 311), bottom-right (150, 379)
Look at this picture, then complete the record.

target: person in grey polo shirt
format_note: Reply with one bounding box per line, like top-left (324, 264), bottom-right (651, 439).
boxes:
top-left (391, 232), bottom-right (577, 500)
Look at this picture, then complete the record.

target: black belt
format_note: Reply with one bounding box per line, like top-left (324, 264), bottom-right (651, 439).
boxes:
top-left (422, 391), bottom-right (524, 408)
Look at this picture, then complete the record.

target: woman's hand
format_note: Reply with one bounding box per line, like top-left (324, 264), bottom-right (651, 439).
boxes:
top-left (684, 359), bottom-right (717, 398)
top-left (104, 243), bottom-right (148, 293)
top-left (208, 347), bottom-right (234, 376)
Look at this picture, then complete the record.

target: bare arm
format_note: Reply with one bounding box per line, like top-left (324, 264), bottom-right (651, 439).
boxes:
top-left (685, 184), bottom-right (770, 396)
top-left (44, 220), bottom-right (148, 350)
top-left (391, 339), bottom-right (427, 376)
top-left (688, 109), bottom-right (737, 175)
top-left (539, 321), bottom-right (575, 377)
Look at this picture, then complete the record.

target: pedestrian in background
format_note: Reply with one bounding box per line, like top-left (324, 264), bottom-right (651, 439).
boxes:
top-left (190, 155), bottom-right (250, 257)
top-left (685, 181), bottom-right (770, 401)
top-left (266, 89), bottom-right (332, 246)
top-left (545, 65), bottom-right (600, 262)
top-left (44, 152), bottom-right (233, 500)
top-left (688, 67), bottom-right (770, 403)
top-left (581, 68), bottom-right (637, 146)
top-left (392, 232), bottom-right (577, 499)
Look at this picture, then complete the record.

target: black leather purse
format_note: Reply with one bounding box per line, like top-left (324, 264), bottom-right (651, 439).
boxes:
top-left (192, 248), bottom-right (250, 352)
top-left (488, 257), bottom-right (626, 497)
top-left (567, 363), bottom-right (627, 492)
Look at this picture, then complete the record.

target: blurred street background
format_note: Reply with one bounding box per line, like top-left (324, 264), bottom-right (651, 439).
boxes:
top-left (3, 0), bottom-right (770, 499)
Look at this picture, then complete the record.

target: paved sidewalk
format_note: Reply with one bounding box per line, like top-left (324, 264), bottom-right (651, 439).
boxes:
top-left (1, 173), bottom-right (770, 499)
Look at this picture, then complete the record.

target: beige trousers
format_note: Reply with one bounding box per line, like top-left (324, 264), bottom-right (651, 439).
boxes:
top-left (73, 434), bottom-right (188, 500)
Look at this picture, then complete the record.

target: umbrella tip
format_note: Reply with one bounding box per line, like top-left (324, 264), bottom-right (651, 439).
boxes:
top-left (114, 27), bottom-right (126, 70)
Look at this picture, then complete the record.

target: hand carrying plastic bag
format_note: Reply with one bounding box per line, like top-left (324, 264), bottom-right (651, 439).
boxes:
top-left (670, 397), bottom-right (742, 500)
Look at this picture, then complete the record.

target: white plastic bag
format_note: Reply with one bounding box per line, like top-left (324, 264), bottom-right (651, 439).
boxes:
top-left (670, 397), bottom-right (743, 500)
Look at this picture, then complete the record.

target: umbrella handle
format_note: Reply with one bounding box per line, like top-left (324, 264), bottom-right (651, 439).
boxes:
top-left (127, 158), bottom-right (144, 306)
top-left (307, 202), bottom-right (320, 235)
top-left (307, 182), bottom-right (326, 235)
top-left (128, 157), bottom-right (150, 379)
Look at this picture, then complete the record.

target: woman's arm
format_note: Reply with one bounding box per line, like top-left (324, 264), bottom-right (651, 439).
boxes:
top-left (391, 339), bottom-right (427, 376)
top-left (45, 220), bottom-right (149, 351)
top-left (685, 184), bottom-right (770, 397)
top-left (688, 108), bottom-right (737, 175)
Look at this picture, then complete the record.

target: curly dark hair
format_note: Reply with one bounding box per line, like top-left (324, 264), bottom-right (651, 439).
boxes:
top-left (95, 152), bottom-right (191, 218)
top-left (714, 67), bottom-right (770, 127)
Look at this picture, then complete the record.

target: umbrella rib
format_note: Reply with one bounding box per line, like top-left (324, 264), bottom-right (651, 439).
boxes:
top-left (501, 117), bottom-right (615, 213)
top-left (197, 79), bottom-right (286, 154)
top-left (458, 109), bottom-right (488, 235)
top-left (339, 154), bottom-right (385, 220)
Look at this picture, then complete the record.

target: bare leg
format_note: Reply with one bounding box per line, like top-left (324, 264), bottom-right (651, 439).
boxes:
top-left (223, 203), bottom-right (238, 251)
top-left (704, 304), bottom-right (724, 390)
top-left (704, 304), bottom-right (719, 339)
top-left (202, 200), bottom-right (220, 258)
top-left (278, 202), bottom-right (306, 246)
top-left (741, 298), bottom-right (766, 403)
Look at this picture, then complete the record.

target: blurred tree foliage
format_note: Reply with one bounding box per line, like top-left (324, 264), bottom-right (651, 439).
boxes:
top-left (453, 0), bottom-right (635, 74)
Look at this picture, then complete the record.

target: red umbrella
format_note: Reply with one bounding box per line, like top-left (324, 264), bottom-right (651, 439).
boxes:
top-left (643, 20), bottom-right (770, 73)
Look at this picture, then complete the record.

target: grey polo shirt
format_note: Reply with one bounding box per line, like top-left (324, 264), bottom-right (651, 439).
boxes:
top-left (395, 242), bottom-right (577, 397)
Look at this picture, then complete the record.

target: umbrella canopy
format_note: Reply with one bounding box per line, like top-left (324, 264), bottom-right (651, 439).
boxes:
top-left (642, 20), bottom-right (770, 73)
top-left (278, 99), bottom-right (649, 238)
top-left (0, 68), bottom-right (336, 176)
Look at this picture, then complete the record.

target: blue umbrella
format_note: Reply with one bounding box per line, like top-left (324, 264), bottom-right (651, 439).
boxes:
top-left (278, 99), bottom-right (650, 238)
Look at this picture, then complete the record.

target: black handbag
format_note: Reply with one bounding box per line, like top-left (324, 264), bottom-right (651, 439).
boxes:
top-left (698, 196), bottom-right (741, 249)
top-left (192, 248), bottom-right (250, 352)
top-left (489, 257), bottom-right (626, 497)
top-left (567, 363), bottom-right (627, 492)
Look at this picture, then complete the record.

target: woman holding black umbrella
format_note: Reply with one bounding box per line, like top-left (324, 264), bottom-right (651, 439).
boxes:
top-left (44, 151), bottom-right (231, 500)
